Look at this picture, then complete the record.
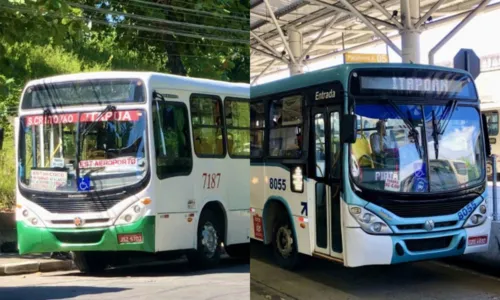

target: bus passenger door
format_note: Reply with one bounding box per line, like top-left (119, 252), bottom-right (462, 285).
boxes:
top-left (311, 106), bottom-right (343, 259)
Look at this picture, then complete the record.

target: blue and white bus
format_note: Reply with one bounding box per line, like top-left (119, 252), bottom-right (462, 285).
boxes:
top-left (250, 63), bottom-right (491, 268)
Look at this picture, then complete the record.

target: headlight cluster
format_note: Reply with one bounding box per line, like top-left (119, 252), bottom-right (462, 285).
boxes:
top-left (17, 205), bottom-right (45, 228)
top-left (348, 205), bottom-right (393, 234)
top-left (114, 197), bottom-right (151, 226)
top-left (463, 201), bottom-right (488, 228)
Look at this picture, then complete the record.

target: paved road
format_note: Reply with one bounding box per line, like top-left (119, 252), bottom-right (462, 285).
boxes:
top-left (250, 241), bottom-right (500, 300)
top-left (0, 257), bottom-right (249, 300)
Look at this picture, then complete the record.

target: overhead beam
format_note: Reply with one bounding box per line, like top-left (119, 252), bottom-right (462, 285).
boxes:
top-left (251, 59), bottom-right (276, 86)
top-left (252, 1), bottom-right (500, 78)
top-left (250, 31), bottom-right (286, 59)
top-left (415, 0), bottom-right (446, 28)
top-left (428, 0), bottom-right (491, 65)
top-left (251, 0), bottom-right (401, 47)
top-left (325, 0), bottom-right (402, 56)
top-left (251, 12), bottom-right (288, 24)
top-left (299, 13), bottom-right (344, 61)
top-left (263, 0), bottom-right (298, 65)
top-left (309, 0), bottom-right (398, 29)
top-left (251, 47), bottom-right (289, 65)
top-left (366, 0), bottom-right (404, 29)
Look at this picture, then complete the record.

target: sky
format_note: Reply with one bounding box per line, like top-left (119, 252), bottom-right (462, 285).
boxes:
top-left (253, 5), bottom-right (500, 86)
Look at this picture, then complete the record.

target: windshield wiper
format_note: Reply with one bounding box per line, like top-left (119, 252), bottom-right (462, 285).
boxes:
top-left (430, 100), bottom-right (458, 159)
top-left (387, 100), bottom-right (423, 158)
top-left (75, 105), bottom-right (116, 186)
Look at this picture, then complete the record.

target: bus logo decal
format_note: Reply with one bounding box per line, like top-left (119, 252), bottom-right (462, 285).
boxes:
top-left (424, 220), bottom-right (434, 231)
top-left (74, 217), bottom-right (84, 227)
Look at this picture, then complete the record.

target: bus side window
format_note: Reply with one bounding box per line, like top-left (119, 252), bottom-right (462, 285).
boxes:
top-left (250, 101), bottom-right (265, 157)
top-left (485, 111), bottom-right (499, 136)
top-left (224, 98), bottom-right (250, 157)
top-left (190, 94), bottom-right (225, 157)
top-left (268, 95), bottom-right (303, 158)
top-left (153, 101), bottom-right (193, 179)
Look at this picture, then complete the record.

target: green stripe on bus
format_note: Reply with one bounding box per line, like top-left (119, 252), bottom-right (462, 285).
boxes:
top-left (16, 216), bottom-right (156, 255)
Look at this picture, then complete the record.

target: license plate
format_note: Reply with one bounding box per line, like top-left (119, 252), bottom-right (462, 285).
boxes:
top-left (467, 235), bottom-right (488, 246)
top-left (118, 233), bottom-right (143, 244)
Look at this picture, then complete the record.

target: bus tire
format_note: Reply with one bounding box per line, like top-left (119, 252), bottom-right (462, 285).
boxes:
top-left (72, 251), bottom-right (108, 274)
top-left (187, 209), bottom-right (223, 269)
top-left (224, 243), bottom-right (250, 260)
top-left (272, 212), bottom-right (300, 270)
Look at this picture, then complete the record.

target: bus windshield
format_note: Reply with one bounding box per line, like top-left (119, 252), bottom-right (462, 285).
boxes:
top-left (350, 102), bottom-right (484, 193)
top-left (18, 109), bottom-right (148, 193)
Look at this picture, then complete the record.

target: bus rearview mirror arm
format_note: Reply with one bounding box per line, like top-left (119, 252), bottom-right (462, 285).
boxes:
top-left (340, 114), bottom-right (357, 144)
top-left (482, 113), bottom-right (491, 157)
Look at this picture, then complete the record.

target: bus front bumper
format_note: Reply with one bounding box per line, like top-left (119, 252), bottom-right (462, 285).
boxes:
top-left (16, 216), bottom-right (155, 255)
top-left (344, 219), bottom-right (491, 267)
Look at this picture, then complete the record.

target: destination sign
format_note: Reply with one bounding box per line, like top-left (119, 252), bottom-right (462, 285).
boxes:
top-left (359, 76), bottom-right (466, 94)
top-left (350, 69), bottom-right (477, 100)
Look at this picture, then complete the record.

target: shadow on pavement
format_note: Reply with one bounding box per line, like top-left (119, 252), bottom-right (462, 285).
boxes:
top-left (57, 256), bottom-right (249, 278)
top-left (0, 286), bottom-right (129, 300)
top-left (250, 241), bottom-right (448, 298)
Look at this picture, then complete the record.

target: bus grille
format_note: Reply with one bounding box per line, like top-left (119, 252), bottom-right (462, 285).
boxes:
top-left (404, 236), bottom-right (453, 252)
top-left (378, 199), bottom-right (473, 218)
top-left (52, 230), bottom-right (105, 244)
top-left (31, 198), bottom-right (122, 213)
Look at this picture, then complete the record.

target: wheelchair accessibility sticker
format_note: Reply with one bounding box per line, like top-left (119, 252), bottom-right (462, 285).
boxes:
top-left (78, 177), bottom-right (91, 192)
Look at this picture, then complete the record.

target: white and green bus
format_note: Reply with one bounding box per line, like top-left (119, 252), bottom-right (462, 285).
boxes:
top-left (250, 63), bottom-right (491, 269)
top-left (14, 72), bottom-right (250, 272)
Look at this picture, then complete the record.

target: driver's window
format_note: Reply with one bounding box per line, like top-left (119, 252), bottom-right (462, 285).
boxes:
top-left (314, 113), bottom-right (325, 178)
top-left (153, 101), bottom-right (193, 179)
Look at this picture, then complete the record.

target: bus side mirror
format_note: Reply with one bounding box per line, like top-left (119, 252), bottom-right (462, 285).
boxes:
top-left (0, 128), bottom-right (4, 151)
top-left (341, 114), bottom-right (357, 144)
top-left (482, 113), bottom-right (491, 157)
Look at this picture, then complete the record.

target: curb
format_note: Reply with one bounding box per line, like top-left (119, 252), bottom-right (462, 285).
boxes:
top-left (0, 259), bottom-right (76, 276)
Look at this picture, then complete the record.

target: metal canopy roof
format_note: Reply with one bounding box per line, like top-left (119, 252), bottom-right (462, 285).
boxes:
top-left (250, 0), bottom-right (500, 82)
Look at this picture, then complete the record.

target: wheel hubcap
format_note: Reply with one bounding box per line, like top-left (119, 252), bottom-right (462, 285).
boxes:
top-left (201, 222), bottom-right (218, 258)
top-left (276, 226), bottom-right (293, 258)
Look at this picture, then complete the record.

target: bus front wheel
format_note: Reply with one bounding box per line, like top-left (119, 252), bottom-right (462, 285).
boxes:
top-left (72, 251), bottom-right (108, 274)
top-left (272, 213), bottom-right (300, 270)
top-left (187, 209), bottom-right (223, 269)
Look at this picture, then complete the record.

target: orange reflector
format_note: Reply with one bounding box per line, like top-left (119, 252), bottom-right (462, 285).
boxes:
top-left (300, 223), bottom-right (306, 229)
top-left (187, 217), bottom-right (193, 222)
top-left (16, 204), bottom-right (22, 209)
top-left (141, 198), bottom-right (152, 205)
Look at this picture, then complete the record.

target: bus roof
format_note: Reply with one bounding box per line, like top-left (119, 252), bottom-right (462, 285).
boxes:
top-left (251, 63), bottom-right (473, 99)
top-left (480, 101), bottom-right (500, 110)
top-left (24, 71), bottom-right (249, 99)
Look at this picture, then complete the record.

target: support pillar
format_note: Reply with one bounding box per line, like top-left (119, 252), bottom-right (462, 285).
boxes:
top-left (400, 0), bottom-right (421, 64)
top-left (288, 26), bottom-right (304, 76)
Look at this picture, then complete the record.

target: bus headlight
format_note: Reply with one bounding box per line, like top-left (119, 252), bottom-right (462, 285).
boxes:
top-left (114, 197), bottom-right (151, 226)
top-left (16, 205), bottom-right (45, 228)
top-left (464, 201), bottom-right (487, 228)
top-left (348, 205), bottom-right (393, 234)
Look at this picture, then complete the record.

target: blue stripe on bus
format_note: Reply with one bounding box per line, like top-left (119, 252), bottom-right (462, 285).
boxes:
top-left (389, 229), bottom-right (467, 264)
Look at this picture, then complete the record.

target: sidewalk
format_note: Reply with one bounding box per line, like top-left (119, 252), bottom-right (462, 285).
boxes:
top-left (0, 253), bottom-right (75, 276)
